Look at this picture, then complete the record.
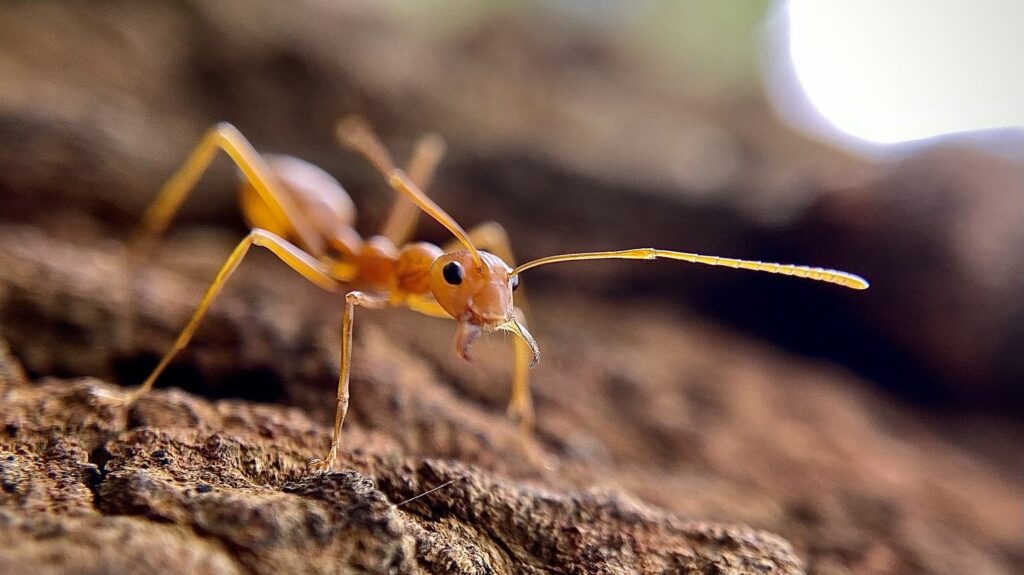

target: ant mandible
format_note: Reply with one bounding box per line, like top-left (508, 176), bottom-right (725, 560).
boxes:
top-left (123, 116), bottom-right (869, 473)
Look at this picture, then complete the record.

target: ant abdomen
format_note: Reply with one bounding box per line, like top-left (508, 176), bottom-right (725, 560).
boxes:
top-left (240, 154), bottom-right (359, 257)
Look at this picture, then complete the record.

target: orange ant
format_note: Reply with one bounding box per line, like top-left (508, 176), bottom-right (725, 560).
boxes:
top-left (124, 116), bottom-right (869, 472)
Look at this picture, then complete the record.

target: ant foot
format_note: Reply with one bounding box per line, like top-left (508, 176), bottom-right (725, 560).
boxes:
top-left (307, 458), bottom-right (333, 474)
top-left (516, 426), bottom-right (555, 472)
top-left (96, 386), bottom-right (139, 408)
top-left (506, 400), bottom-right (535, 434)
top-left (307, 448), bottom-right (338, 474)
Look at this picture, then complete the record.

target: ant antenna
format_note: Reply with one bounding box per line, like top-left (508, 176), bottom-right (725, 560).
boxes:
top-left (337, 116), bottom-right (483, 268)
top-left (511, 248), bottom-right (869, 290)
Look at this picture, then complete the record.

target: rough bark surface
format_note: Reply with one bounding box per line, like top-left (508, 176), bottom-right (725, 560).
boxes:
top-left (0, 2), bottom-right (1022, 574)
top-left (0, 343), bottom-right (801, 573)
top-left (1, 374), bottom-right (802, 575)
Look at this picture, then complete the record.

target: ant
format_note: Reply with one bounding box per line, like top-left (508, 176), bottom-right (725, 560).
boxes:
top-left (123, 116), bottom-right (868, 473)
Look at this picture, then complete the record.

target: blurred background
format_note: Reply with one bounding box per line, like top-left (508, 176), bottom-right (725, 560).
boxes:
top-left (0, 1), bottom-right (1021, 573)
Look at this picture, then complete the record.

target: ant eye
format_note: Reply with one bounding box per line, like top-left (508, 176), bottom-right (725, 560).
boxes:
top-left (442, 261), bottom-right (464, 285)
top-left (510, 275), bottom-right (520, 291)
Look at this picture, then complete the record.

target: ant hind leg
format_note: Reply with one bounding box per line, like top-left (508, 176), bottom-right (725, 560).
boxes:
top-left (125, 229), bottom-right (336, 403)
top-left (133, 122), bottom-right (322, 254)
top-left (121, 123), bottom-right (328, 367)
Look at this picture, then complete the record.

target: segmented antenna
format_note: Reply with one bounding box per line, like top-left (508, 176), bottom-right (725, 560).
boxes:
top-left (511, 248), bottom-right (869, 290)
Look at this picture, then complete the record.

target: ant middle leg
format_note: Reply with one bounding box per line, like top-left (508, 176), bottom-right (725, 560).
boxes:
top-left (508, 307), bottom-right (535, 433)
top-left (126, 229), bottom-right (337, 402)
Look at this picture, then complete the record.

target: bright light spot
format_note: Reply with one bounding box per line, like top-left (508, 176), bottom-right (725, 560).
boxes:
top-left (787, 0), bottom-right (1024, 144)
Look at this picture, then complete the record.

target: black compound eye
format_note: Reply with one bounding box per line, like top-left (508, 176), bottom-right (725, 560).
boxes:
top-left (510, 275), bottom-right (520, 291)
top-left (442, 261), bottom-right (464, 285)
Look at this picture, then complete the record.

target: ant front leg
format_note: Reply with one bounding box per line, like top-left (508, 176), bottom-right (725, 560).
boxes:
top-left (508, 307), bottom-right (535, 433)
top-left (308, 291), bottom-right (386, 474)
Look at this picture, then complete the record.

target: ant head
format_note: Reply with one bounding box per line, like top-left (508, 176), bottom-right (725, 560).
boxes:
top-left (429, 250), bottom-right (535, 365)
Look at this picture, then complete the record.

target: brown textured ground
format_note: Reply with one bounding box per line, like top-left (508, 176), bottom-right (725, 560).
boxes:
top-left (2, 373), bottom-right (801, 575)
top-left (0, 3), bottom-right (1022, 573)
top-left (1, 224), bottom-right (1021, 574)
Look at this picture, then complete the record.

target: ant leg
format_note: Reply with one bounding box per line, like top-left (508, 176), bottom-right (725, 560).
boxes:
top-left (126, 229), bottom-right (336, 402)
top-left (132, 123), bottom-right (321, 255)
top-left (308, 291), bottom-right (386, 473)
top-left (404, 295), bottom-right (454, 319)
top-left (508, 307), bottom-right (535, 432)
top-left (121, 124), bottom-right (326, 353)
top-left (401, 293), bottom-right (534, 432)
top-left (381, 132), bottom-right (446, 245)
